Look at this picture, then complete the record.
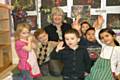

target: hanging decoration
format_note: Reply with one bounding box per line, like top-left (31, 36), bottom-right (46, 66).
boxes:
top-left (12, 6), bottom-right (27, 30)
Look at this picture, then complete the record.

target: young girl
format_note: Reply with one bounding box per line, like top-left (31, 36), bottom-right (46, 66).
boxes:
top-left (15, 23), bottom-right (42, 80)
top-left (85, 28), bottom-right (120, 80)
top-left (51, 28), bottom-right (91, 80)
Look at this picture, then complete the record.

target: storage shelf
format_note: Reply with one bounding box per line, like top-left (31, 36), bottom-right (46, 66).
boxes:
top-left (0, 18), bottom-right (9, 21)
top-left (0, 31), bottom-right (10, 34)
top-left (0, 3), bottom-right (12, 73)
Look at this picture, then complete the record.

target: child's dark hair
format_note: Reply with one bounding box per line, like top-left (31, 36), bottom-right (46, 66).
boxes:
top-left (85, 27), bottom-right (95, 35)
top-left (99, 28), bottom-right (119, 46)
top-left (65, 28), bottom-right (80, 38)
top-left (81, 21), bottom-right (92, 28)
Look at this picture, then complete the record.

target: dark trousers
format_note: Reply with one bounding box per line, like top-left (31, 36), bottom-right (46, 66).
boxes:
top-left (39, 62), bottom-right (50, 76)
top-left (20, 70), bottom-right (33, 80)
top-left (63, 75), bottom-right (84, 80)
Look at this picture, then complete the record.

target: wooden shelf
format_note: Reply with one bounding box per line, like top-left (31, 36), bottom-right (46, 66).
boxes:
top-left (0, 3), bottom-right (12, 73)
top-left (0, 31), bottom-right (9, 34)
top-left (0, 3), bottom-right (12, 9)
top-left (0, 18), bottom-right (9, 21)
top-left (0, 64), bottom-right (16, 80)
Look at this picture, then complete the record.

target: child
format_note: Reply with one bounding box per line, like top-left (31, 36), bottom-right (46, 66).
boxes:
top-left (85, 27), bottom-right (101, 67)
top-left (34, 28), bottom-right (59, 76)
top-left (85, 28), bottom-right (120, 80)
top-left (72, 15), bottom-right (91, 47)
top-left (81, 21), bottom-right (91, 37)
top-left (15, 23), bottom-right (42, 80)
top-left (51, 28), bottom-right (91, 80)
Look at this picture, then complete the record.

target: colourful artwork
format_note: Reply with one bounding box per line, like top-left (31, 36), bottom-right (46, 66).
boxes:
top-left (41, 0), bottom-right (67, 7)
top-left (26, 16), bottom-right (37, 30)
top-left (89, 15), bottom-right (99, 26)
top-left (71, 5), bottom-right (91, 22)
top-left (107, 14), bottom-right (120, 29)
top-left (41, 13), bottom-right (50, 27)
top-left (106, 0), bottom-right (120, 6)
top-left (11, 0), bottom-right (36, 11)
top-left (73, 0), bottom-right (101, 8)
top-left (91, 0), bottom-right (101, 8)
top-left (73, 0), bottom-right (93, 5)
top-left (12, 7), bottom-right (27, 30)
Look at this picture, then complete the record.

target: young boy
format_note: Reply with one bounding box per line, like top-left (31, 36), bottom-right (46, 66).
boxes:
top-left (51, 28), bottom-right (91, 80)
top-left (85, 27), bottom-right (101, 67)
top-left (34, 28), bottom-right (58, 76)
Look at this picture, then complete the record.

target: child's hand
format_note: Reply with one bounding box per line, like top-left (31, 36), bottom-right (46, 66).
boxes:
top-left (98, 15), bottom-right (104, 26)
top-left (72, 15), bottom-right (81, 34)
top-left (28, 35), bottom-right (33, 42)
top-left (93, 15), bottom-right (104, 30)
top-left (76, 15), bottom-right (81, 22)
top-left (84, 72), bottom-right (89, 76)
top-left (56, 41), bottom-right (65, 52)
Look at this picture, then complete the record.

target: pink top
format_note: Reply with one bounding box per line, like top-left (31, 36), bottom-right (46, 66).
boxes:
top-left (15, 40), bottom-right (31, 71)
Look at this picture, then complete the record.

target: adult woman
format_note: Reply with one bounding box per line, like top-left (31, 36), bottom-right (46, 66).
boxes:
top-left (44, 7), bottom-right (72, 41)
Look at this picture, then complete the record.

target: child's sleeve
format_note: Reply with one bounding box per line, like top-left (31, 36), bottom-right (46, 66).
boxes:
top-left (50, 48), bottom-right (62, 60)
top-left (111, 47), bottom-right (120, 75)
top-left (83, 48), bottom-right (91, 73)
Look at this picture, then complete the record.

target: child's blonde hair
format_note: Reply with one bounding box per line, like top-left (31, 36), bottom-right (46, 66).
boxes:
top-left (14, 23), bottom-right (31, 41)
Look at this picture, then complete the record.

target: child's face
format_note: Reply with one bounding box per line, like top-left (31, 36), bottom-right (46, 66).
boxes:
top-left (86, 30), bottom-right (96, 42)
top-left (81, 23), bottom-right (90, 34)
top-left (65, 33), bottom-right (80, 49)
top-left (20, 28), bottom-right (30, 39)
top-left (37, 32), bottom-right (48, 44)
top-left (100, 32), bottom-right (115, 46)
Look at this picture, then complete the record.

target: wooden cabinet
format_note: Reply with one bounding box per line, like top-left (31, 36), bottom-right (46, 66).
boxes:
top-left (0, 3), bottom-right (12, 73)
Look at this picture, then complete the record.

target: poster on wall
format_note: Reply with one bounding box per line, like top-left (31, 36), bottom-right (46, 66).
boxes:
top-left (64, 13), bottom-right (73, 25)
top-left (91, 0), bottom-right (101, 8)
top-left (26, 16), bottom-right (37, 30)
top-left (107, 14), bottom-right (120, 29)
top-left (106, 0), bottom-right (120, 6)
top-left (73, 0), bottom-right (101, 8)
top-left (73, 0), bottom-right (92, 5)
top-left (11, 0), bottom-right (36, 11)
top-left (41, 13), bottom-right (50, 27)
top-left (41, 0), bottom-right (67, 7)
top-left (90, 15), bottom-right (99, 26)
top-left (71, 5), bottom-right (91, 22)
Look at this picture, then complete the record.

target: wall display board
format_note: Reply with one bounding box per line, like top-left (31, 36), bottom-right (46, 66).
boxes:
top-left (11, 0), bottom-right (38, 31)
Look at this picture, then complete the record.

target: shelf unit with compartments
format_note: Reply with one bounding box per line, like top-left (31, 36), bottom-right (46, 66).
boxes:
top-left (0, 3), bottom-right (12, 73)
